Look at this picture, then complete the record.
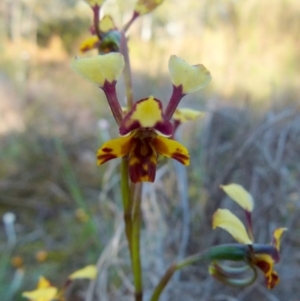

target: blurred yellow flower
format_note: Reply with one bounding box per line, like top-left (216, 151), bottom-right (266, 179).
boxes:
top-left (69, 265), bottom-right (97, 280)
top-left (173, 108), bottom-right (205, 123)
top-left (22, 277), bottom-right (58, 301)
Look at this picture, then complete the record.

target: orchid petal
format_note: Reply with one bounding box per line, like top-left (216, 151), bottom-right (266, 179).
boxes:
top-left (128, 136), bottom-right (157, 183)
top-left (97, 135), bottom-right (132, 164)
top-left (85, 0), bottom-right (105, 6)
top-left (272, 228), bottom-right (287, 251)
top-left (254, 254), bottom-right (279, 289)
top-left (69, 265), bottom-right (97, 280)
top-left (134, 0), bottom-right (164, 15)
top-left (71, 53), bottom-right (124, 86)
top-left (213, 209), bottom-right (253, 244)
top-left (22, 278), bottom-right (57, 301)
top-left (119, 96), bottom-right (173, 137)
top-left (173, 108), bottom-right (205, 123)
top-left (100, 15), bottom-right (116, 32)
top-left (153, 136), bottom-right (190, 165)
top-left (80, 36), bottom-right (99, 53)
top-left (220, 183), bottom-right (254, 212)
top-left (168, 55), bottom-right (211, 94)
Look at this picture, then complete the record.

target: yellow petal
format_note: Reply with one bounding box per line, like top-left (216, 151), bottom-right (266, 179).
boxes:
top-left (97, 135), bottom-right (132, 164)
top-left (80, 36), bottom-right (99, 53)
top-left (120, 96), bottom-right (173, 137)
top-left (272, 228), bottom-right (287, 250)
top-left (173, 108), bottom-right (205, 123)
top-left (22, 287), bottom-right (58, 301)
top-left (85, 0), bottom-right (105, 6)
top-left (69, 265), bottom-right (97, 280)
top-left (212, 209), bottom-right (253, 244)
top-left (220, 184), bottom-right (254, 212)
top-left (71, 53), bottom-right (124, 86)
top-left (37, 277), bottom-right (51, 289)
top-left (153, 136), bottom-right (190, 165)
top-left (99, 15), bottom-right (115, 32)
top-left (168, 55), bottom-right (211, 94)
top-left (134, 0), bottom-right (164, 15)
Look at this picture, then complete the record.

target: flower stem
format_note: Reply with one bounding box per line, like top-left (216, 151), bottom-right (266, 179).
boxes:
top-left (103, 81), bottom-right (124, 125)
top-left (149, 244), bottom-right (249, 301)
top-left (119, 31), bottom-right (134, 109)
top-left (131, 182), bottom-right (143, 301)
top-left (122, 12), bottom-right (139, 33)
top-left (121, 159), bottom-right (133, 255)
top-left (121, 159), bottom-right (143, 301)
top-left (92, 5), bottom-right (102, 40)
top-left (164, 85), bottom-right (185, 120)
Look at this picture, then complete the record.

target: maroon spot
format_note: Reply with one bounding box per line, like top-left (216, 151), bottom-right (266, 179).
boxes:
top-left (97, 154), bottom-right (117, 164)
top-left (172, 152), bottom-right (189, 164)
top-left (129, 162), bottom-right (156, 183)
top-left (102, 147), bottom-right (113, 153)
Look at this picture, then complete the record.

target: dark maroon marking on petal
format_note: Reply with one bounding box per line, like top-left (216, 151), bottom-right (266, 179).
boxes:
top-left (97, 154), bottom-right (117, 164)
top-left (132, 137), bottom-right (154, 158)
top-left (128, 136), bottom-right (157, 183)
top-left (102, 147), bottom-right (113, 153)
top-left (119, 120), bottom-right (141, 136)
top-left (172, 152), bottom-right (189, 164)
top-left (255, 259), bottom-right (272, 274)
top-left (129, 162), bottom-right (156, 183)
top-left (153, 119), bottom-right (173, 137)
top-left (267, 272), bottom-right (279, 289)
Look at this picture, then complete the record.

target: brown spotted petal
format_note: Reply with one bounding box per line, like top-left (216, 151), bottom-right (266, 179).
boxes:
top-left (119, 96), bottom-right (173, 137)
top-left (253, 254), bottom-right (279, 289)
top-left (97, 136), bottom-right (132, 165)
top-left (128, 136), bottom-right (157, 183)
top-left (152, 136), bottom-right (190, 165)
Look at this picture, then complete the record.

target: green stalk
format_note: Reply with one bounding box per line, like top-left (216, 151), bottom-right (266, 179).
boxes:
top-left (121, 159), bottom-right (133, 255)
top-left (150, 244), bottom-right (249, 301)
top-left (119, 31), bottom-right (134, 109)
top-left (131, 183), bottom-right (143, 301)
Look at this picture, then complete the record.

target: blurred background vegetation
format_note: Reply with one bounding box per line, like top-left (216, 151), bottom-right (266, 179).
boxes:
top-left (0, 0), bottom-right (299, 300)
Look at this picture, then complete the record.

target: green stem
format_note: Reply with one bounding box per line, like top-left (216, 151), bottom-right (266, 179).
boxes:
top-left (121, 159), bottom-right (133, 255)
top-left (119, 31), bottom-right (134, 109)
top-left (149, 244), bottom-right (249, 301)
top-left (121, 160), bottom-right (143, 301)
top-left (131, 183), bottom-right (143, 301)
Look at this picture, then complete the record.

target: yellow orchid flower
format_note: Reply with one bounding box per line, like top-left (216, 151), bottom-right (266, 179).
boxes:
top-left (213, 208), bottom-right (287, 289)
top-left (97, 96), bottom-right (189, 183)
top-left (22, 277), bottom-right (58, 301)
